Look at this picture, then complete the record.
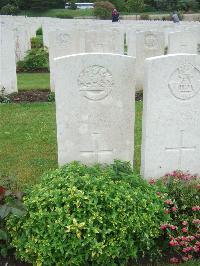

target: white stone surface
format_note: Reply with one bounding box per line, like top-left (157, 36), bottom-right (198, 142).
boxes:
top-left (141, 54), bottom-right (200, 179)
top-left (13, 23), bottom-right (31, 62)
top-left (54, 53), bottom-right (135, 166)
top-left (0, 21), bottom-right (17, 94)
top-left (48, 29), bottom-right (84, 91)
top-left (168, 31), bottom-right (200, 54)
top-left (127, 30), bottom-right (165, 90)
top-left (85, 29), bottom-right (124, 54)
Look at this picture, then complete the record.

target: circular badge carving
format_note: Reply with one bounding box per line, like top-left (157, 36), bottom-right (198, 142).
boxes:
top-left (144, 33), bottom-right (158, 50)
top-left (78, 65), bottom-right (113, 101)
top-left (168, 63), bottom-right (200, 101)
top-left (58, 33), bottom-right (71, 46)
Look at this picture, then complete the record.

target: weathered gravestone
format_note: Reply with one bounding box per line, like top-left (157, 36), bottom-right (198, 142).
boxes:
top-left (84, 29), bottom-right (124, 54)
top-left (48, 29), bottom-right (84, 91)
top-left (13, 22), bottom-right (31, 62)
top-left (168, 31), bottom-right (200, 54)
top-left (0, 21), bottom-right (17, 94)
top-left (141, 54), bottom-right (200, 179)
top-left (127, 30), bottom-right (165, 90)
top-left (54, 53), bottom-right (135, 166)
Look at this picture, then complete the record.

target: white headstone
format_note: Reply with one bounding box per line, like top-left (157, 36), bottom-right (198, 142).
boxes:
top-left (54, 53), bottom-right (135, 166)
top-left (128, 30), bottom-right (165, 90)
top-left (168, 31), bottom-right (200, 54)
top-left (141, 54), bottom-right (200, 179)
top-left (48, 29), bottom-right (84, 91)
top-left (0, 21), bottom-right (17, 94)
top-left (85, 29), bottom-right (124, 54)
top-left (13, 25), bottom-right (31, 62)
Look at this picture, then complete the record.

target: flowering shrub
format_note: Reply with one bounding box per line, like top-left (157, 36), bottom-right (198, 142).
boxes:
top-left (151, 171), bottom-right (200, 264)
top-left (7, 161), bottom-right (168, 265)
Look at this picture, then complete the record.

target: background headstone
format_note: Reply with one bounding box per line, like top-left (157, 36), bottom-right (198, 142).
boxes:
top-left (0, 21), bottom-right (17, 94)
top-left (128, 30), bottom-right (165, 90)
top-left (85, 29), bottom-right (124, 54)
top-left (48, 29), bottom-right (84, 91)
top-left (168, 31), bottom-right (200, 54)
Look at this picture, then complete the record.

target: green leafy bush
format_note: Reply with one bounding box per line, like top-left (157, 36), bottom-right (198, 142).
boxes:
top-left (151, 171), bottom-right (200, 264)
top-left (109, 0), bottom-right (126, 11)
top-left (7, 161), bottom-right (168, 265)
top-left (177, 0), bottom-right (199, 12)
top-left (68, 0), bottom-right (77, 10)
top-left (36, 27), bottom-right (43, 36)
top-left (94, 1), bottom-right (115, 20)
top-left (31, 36), bottom-right (43, 49)
top-left (17, 48), bottom-right (49, 72)
top-left (0, 4), bottom-right (19, 15)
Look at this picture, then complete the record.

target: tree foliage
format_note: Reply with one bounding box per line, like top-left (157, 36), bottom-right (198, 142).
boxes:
top-left (127, 0), bottom-right (145, 13)
top-left (0, 0), bottom-right (199, 12)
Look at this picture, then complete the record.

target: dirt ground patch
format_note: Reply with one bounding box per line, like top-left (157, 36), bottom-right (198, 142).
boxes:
top-left (0, 256), bottom-right (31, 266)
top-left (6, 90), bottom-right (142, 103)
top-left (9, 90), bottom-right (51, 103)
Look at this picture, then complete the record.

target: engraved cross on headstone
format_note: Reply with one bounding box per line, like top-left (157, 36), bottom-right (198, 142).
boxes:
top-left (165, 130), bottom-right (196, 169)
top-left (80, 132), bottom-right (113, 162)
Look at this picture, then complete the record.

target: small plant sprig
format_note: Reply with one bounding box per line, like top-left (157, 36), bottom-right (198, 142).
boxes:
top-left (47, 92), bottom-right (55, 102)
top-left (0, 87), bottom-right (11, 104)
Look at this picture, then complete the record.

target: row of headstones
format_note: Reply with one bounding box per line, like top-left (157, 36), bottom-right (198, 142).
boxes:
top-left (34, 25), bottom-right (200, 91)
top-left (1, 16), bottom-right (200, 94)
top-left (54, 53), bottom-right (200, 179)
top-left (1, 15), bottom-right (200, 62)
top-left (2, 15), bottom-right (200, 61)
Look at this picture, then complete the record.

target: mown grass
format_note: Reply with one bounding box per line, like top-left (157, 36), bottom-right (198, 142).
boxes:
top-left (0, 98), bottom-right (199, 266)
top-left (19, 8), bottom-right (94, 18)
top-left (17, 73), bottom-right (50, 91)
top-left (0, 101), bottom-right (142, 188)
top-left (0, 103), bottom-right (57, 187)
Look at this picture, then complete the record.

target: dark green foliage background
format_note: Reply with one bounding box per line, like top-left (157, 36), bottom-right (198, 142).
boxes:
top-left (0, 0), bottom-right (199, 12)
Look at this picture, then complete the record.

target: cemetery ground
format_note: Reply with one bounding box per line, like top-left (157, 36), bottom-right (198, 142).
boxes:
top-left (0, 73), bottom-right (200, 266)
top-left (17, 73), bottom-right (50, 91)
top-left (0, 23), bottom-right (200, 266)
top-left (1, 109), bottom-right (199, 265)
top-left (0, 72), bottom-right (142, 188)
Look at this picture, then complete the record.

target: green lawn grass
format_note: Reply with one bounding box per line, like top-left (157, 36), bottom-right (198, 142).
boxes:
top-left (19, 8), bottom-right (94, 18)
top-left (0, 101), bottom-right (199, 266)
top-left (0, 101), bottom-right (142, 188)
top-left (17, 73), bottom-right (50, 91)
top-left (0, 103), bottom-right (57, 187)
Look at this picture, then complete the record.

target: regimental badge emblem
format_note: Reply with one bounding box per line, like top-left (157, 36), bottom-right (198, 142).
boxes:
top-left (168, 63), bottom-right (200, 100)
top-left (78, 65), bottom-right (113, 101)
